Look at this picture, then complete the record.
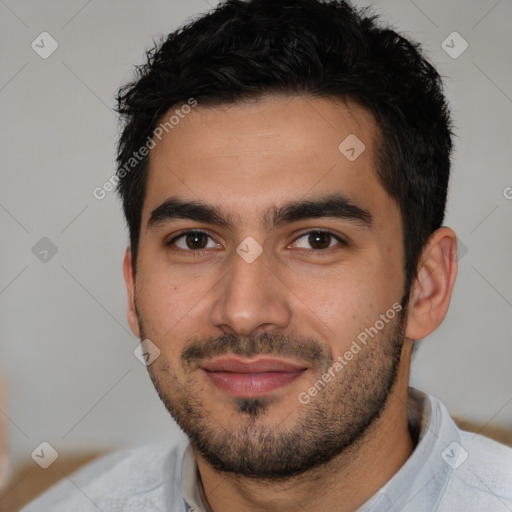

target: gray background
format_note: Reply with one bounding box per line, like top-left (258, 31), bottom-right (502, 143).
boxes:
top-left (1, 0), bottom-right (511, 478)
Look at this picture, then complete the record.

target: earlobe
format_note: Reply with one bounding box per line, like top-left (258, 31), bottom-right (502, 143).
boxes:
top-left (405, 227), bottom-right (458, 341)
top-left (122, 248), bottom-right (140, 338)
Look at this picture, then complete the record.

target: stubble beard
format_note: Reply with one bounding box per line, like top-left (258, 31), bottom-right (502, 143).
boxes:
top-left (139, 305), bottom-right (407, 480)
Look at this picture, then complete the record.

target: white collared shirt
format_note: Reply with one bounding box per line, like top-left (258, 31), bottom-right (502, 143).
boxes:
top-left (21, 388), bottom-right (512, 512)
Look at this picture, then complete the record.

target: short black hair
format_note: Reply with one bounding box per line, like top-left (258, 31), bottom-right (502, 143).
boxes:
top-left (115, 0), bottom-right (453, 289)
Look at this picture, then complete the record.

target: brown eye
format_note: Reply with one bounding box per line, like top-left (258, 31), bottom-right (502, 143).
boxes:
top-left (185, 232), bottom-right (208, 249)
top-left (294, 231), bottom-right (342, 250)
top-left (308, 232), bottom-right (332, 249)
top-left (170, 231), bottom-right (217, 251)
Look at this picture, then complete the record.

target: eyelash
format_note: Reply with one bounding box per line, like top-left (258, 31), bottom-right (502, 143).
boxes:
top-left (166, 229), bottom-right (347, 257)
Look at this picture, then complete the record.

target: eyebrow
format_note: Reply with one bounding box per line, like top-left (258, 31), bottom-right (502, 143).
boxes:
top-left (147, 193), bottom-right (373, 231)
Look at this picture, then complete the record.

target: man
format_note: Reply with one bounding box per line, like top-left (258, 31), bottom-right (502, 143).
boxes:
top-left (22, 0), bottom-right (512, 510)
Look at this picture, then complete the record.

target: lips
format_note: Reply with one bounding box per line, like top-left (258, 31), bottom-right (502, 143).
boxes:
top-left (201, 356), bottom-right (308, 397)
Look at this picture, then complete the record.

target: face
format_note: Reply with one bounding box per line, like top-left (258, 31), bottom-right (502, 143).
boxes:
top-left (126, 95), bottom-right (408, 478)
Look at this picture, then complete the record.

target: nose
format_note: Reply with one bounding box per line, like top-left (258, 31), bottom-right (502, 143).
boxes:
top-left (210, 244), bottom-right (292, 337)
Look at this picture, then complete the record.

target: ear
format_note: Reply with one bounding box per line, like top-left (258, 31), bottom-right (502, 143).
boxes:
top-left (123, 248), bottom-right (140, 338)
top-left (405, 227), bottom-right (458, 341)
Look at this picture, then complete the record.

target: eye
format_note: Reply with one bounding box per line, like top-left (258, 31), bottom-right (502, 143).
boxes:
top-left (292, 230), bottom-right (345, 250)
top-left (169, 231), bottom-right (220, 251)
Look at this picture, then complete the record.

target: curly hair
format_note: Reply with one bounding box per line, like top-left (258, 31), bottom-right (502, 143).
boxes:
top-left (115, 0), bottom-right (453, 289)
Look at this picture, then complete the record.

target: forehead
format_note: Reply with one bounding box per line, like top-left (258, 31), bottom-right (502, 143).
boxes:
top-left (143, 95), bottom-right (393, 229)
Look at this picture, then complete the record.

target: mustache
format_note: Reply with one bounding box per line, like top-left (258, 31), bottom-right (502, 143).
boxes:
top-left (181, 332), bottom-right (332, 370)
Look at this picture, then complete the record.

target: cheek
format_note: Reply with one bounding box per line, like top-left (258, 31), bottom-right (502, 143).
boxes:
top-left (135, 265), bottom-right (209, 338)
top-left (287, 267), bottom-right (368, 339)
top-left (289, 263), bottom-right (400, 351)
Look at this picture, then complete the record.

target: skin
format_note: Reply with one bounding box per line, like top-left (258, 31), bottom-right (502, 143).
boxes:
top-left (123, 95), bottom-right (458, 512)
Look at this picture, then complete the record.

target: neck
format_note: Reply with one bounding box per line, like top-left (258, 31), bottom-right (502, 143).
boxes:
top-left (195, 342), bottom-right (414, 512)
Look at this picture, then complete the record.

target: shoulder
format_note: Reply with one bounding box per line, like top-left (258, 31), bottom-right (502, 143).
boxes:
top-left (20, 442), bottom-right (188, 512)
top-left (439, 430), bottom-right (512, 511)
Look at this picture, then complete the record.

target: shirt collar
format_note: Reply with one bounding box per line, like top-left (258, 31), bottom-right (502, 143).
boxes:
top-left (179, 387), bottom-right (453, 512)
top-left (180, 442), bottom-right (209, 512)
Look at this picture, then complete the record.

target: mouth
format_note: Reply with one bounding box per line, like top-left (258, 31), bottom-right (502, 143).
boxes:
top-left (200, 356), bottom-right (308, 397)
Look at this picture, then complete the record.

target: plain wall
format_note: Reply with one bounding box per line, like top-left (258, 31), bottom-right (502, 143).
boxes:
top-left (1, 0), bottom-right (511, 475)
